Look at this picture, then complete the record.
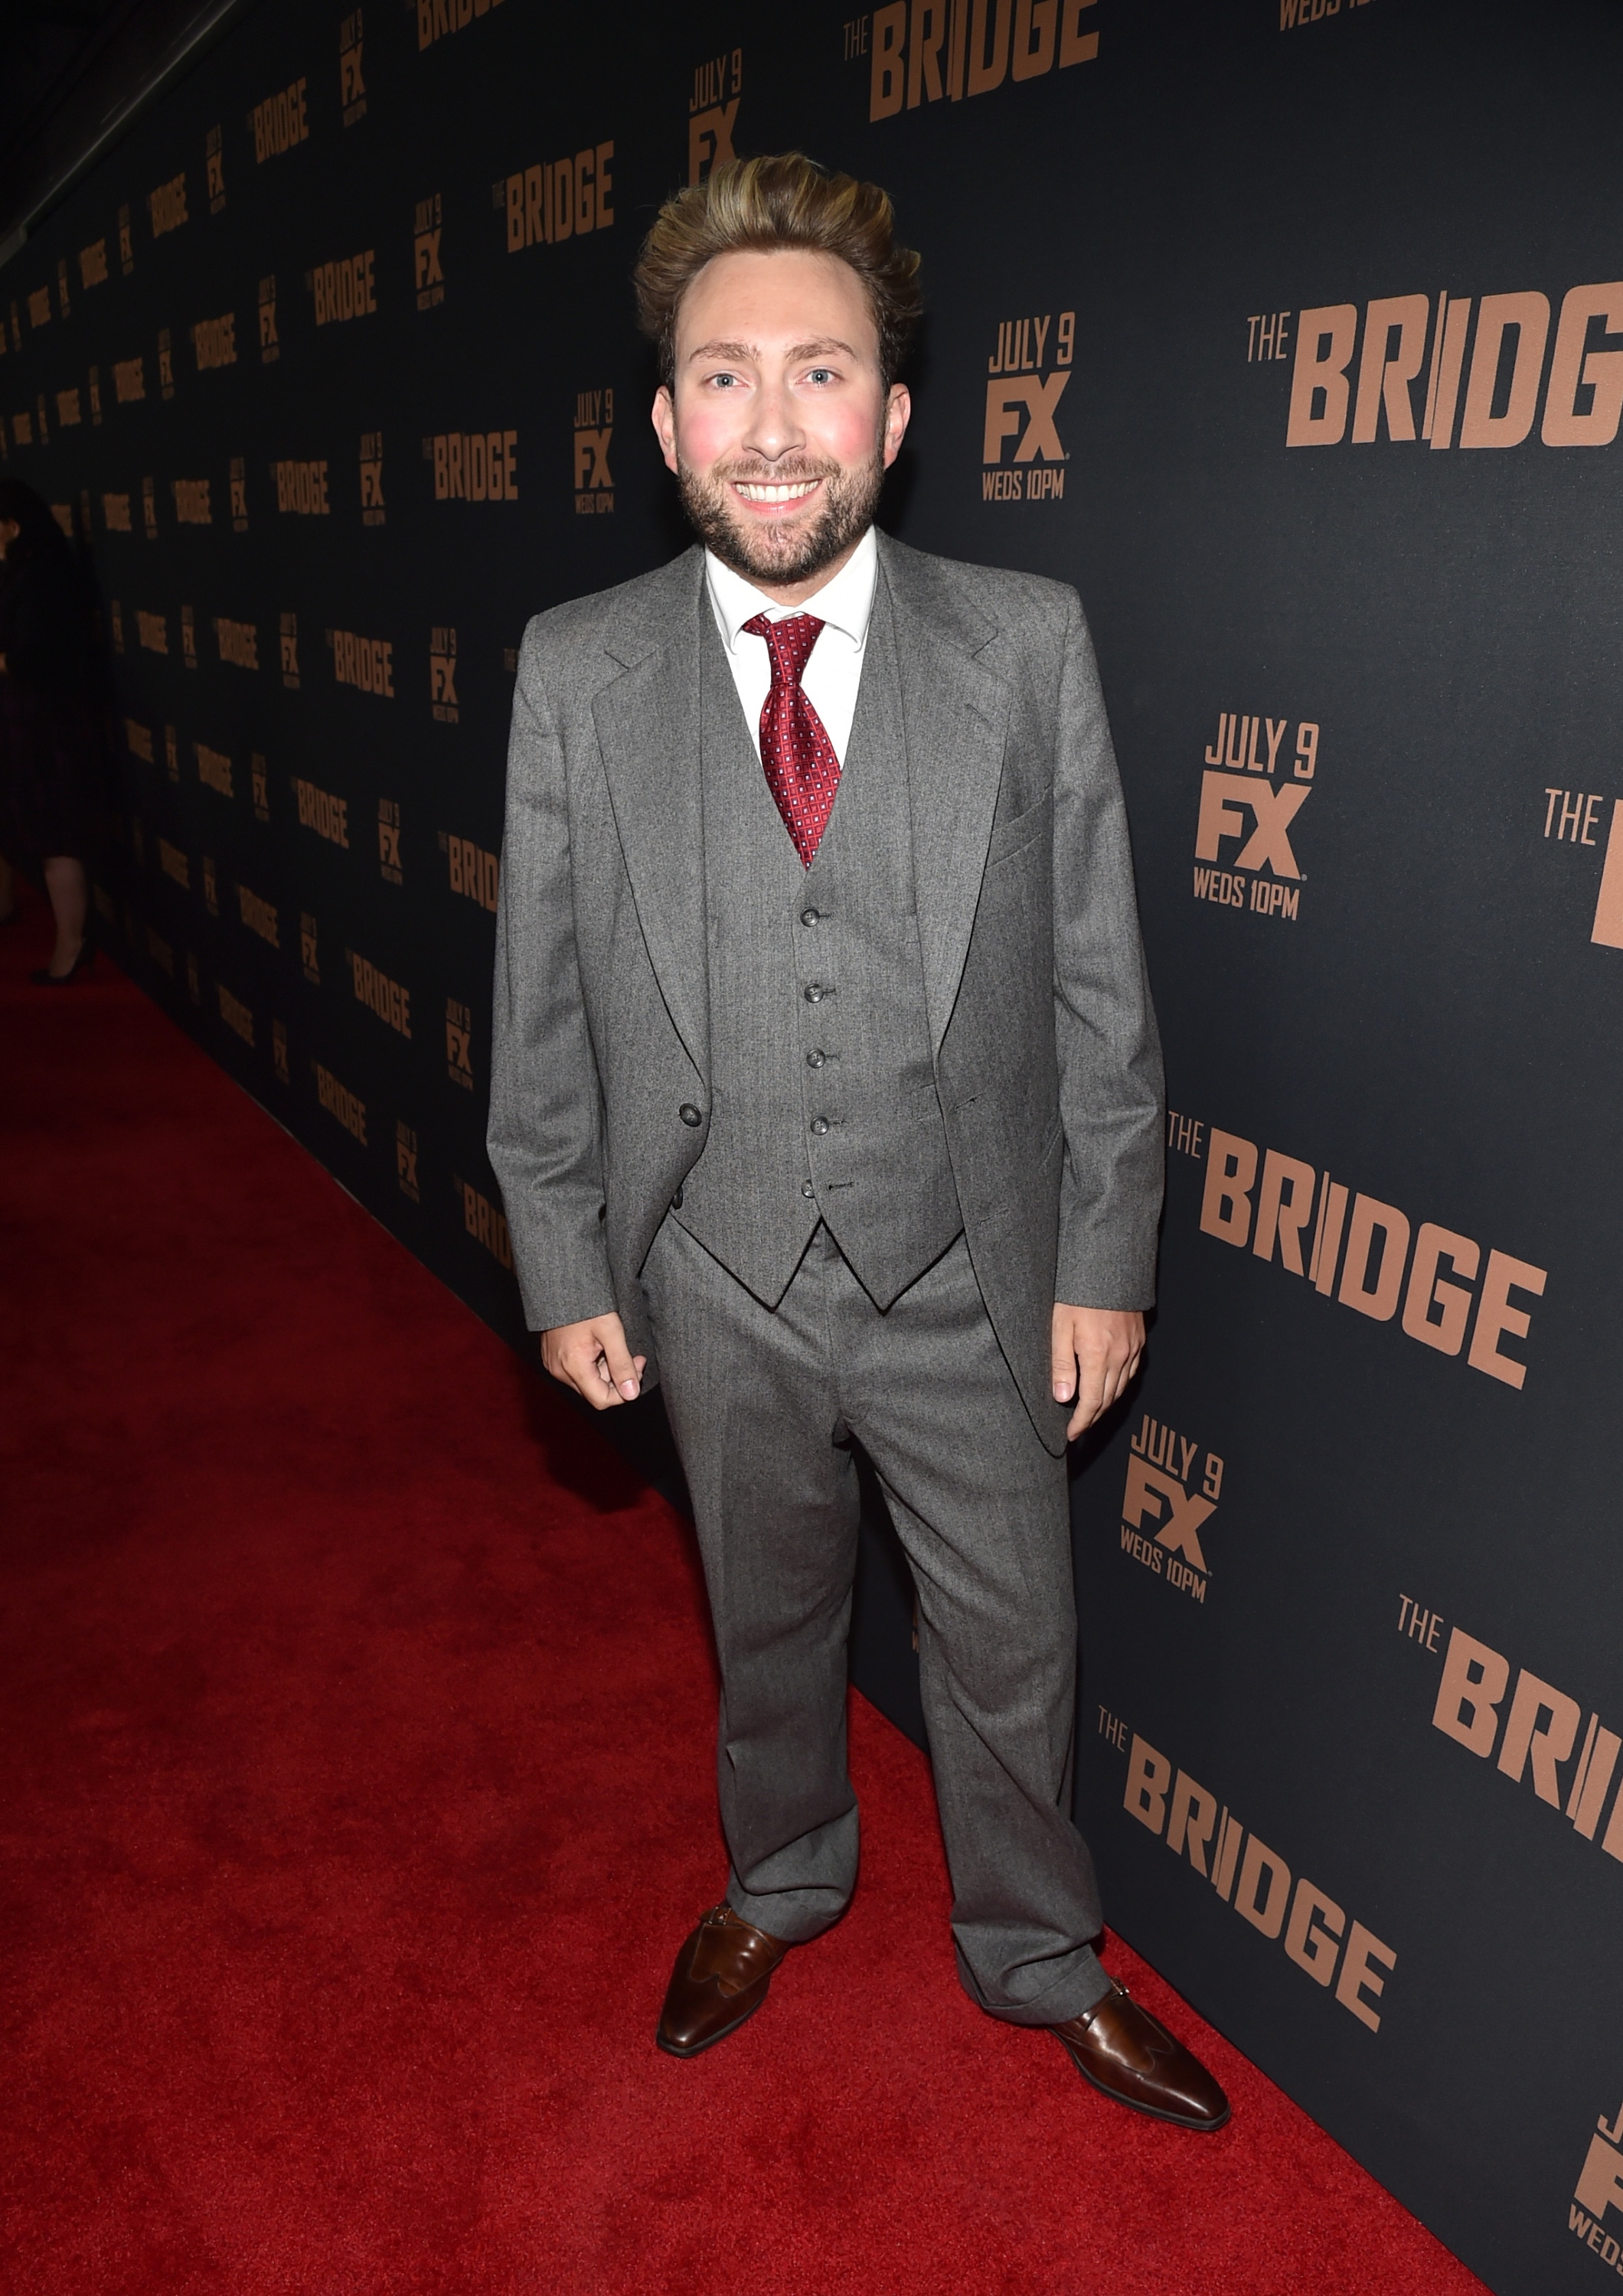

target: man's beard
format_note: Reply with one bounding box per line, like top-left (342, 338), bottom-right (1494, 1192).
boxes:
top-left (676, 446), bottom-right (886, 588)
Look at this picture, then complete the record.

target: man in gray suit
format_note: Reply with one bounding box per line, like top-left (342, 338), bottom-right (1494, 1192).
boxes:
top-left (488, 154), bottom-right (1226, 2129)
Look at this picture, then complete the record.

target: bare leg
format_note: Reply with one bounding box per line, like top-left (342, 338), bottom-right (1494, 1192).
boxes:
top-left (42, 855), bottom-right (87, 975)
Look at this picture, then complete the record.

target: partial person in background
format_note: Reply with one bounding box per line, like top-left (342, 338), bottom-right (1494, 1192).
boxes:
top-left (0, 480), bottom-right (100, 983)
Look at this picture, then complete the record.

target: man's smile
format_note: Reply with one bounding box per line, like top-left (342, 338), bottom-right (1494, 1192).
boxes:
top-left (730, 478), bottom-right (822, 507)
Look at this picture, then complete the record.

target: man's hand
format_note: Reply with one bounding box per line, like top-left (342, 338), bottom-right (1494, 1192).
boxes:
top-left (541, 1312), bottom-right (647, 1409)
top-left (1051, 1304), bottom-right (1145, 1440)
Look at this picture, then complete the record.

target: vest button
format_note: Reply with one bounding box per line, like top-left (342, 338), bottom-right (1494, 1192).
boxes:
top-left (800, 907), bottom-right (821, 927)
top-left (810, 1117), bottom-right (830, 1136)
top-left (678, 1102), bottom-right (702, 1127)
top-left (802, 1181), bottom-right (815, 1199)
top-left (803, 983), bottom-right (825, 1003)
top-left (671, 1187), bottom-right (684, 1209)
top-left (806, 1049), bottom-right (825, 1068)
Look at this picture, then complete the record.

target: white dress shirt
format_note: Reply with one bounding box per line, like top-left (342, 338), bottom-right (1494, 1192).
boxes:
top-left (703, 524), bottom-right (877, 768)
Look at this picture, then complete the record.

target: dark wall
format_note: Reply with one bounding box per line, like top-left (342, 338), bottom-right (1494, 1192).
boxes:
top-left (4, 5), bottom-right (1621, 2289)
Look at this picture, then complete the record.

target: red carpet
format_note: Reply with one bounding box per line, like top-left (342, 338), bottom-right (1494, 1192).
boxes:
top-left (1, 885), bottom-right (1491, 2296)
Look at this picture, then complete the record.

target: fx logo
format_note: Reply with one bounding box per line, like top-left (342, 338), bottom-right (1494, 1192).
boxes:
top-left (446, 997), bottom-right (473, 1089)
top-left (985, 313), bottom-right (1073, 465)
top-left (982, 315), bottom-right (1073, 504)
top-left (360, 432), bottom-right (385, 523)
top-left (299, 912), bottom-right (319, 984)
top-left (1572, 2104), bottom-right (1623, 2252)
top-left (413, 194), bottom-right (443, 309)
top-left (689, 101), bottom-right (736, 183)
top-left (1196, 775), bottom-right (1310, 879)
top-left (1122, 1414), bottom-right (1224, 1575)
top-left (574, 429), bottom-right (612, 488)
top-left (377, 798), bottom-right (402, 882)
top-left (430, 626), bottom-right (459, 722)
top-left (339, 11), bottom-right (366, 114)
top-left (688, 49), bottom-right (741, 184)
top-left (1122, 1456), bottom-right (1216, 1572)
top-left (983, 373), bottom-right (1069, 465)
top-left (574, 389), bottom-right (614, 517)
top-left (396, 1124), bottom-right (420, 1200)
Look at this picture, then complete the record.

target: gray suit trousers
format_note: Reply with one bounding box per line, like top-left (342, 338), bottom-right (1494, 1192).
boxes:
top-left (641, 1214), bottom-right (1112, 2027)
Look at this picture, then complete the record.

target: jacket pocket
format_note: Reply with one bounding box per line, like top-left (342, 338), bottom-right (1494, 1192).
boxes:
top-left (985, 786), bottom-right (1053, 871)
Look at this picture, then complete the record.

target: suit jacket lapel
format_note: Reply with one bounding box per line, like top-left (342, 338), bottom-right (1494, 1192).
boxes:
top-left (879, 536), bottom-right (1011, 1055)
top-left (592, 550), bottom-right (710, 1081)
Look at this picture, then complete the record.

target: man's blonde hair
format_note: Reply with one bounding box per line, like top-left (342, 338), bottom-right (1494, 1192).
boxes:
top-left (633, 152), bottom-right (923, 392)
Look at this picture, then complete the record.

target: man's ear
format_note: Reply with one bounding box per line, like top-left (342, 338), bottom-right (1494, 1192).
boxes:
top-left (651, 384), bottom-right (679, 475)
top-left (882, 382), bottom-right (912, 469)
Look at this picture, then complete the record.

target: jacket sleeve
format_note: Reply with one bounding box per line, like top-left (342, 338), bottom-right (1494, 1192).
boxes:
top-left (1051, 590), bottom-right (1166, 1309)
top-left (486, 615), bottom-right (617, 1332)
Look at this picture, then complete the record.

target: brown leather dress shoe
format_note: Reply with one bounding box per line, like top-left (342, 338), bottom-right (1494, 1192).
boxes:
top-left (1050, 1978), bottom-right (1229, 2130)
top-left (657, 1903), bottom-right (791, 2058)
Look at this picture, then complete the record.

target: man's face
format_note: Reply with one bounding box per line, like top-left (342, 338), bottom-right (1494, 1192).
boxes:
top-left (652, 247), bottom-right (910, 598)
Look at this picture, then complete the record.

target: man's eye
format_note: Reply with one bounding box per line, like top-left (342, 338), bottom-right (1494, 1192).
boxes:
top-left (806, 368), bottom-right (835, 384)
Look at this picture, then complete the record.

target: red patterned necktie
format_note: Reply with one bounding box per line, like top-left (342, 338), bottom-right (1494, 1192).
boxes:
top-left (741, 611), bottom-right (841, 866)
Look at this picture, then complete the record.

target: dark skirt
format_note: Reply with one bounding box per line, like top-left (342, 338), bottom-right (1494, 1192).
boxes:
top-left (0, 678), bottom-right (99, 863)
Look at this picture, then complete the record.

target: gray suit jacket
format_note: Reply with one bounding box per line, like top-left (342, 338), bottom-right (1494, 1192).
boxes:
top-left (487, 532), bottom-right (1164, 1456)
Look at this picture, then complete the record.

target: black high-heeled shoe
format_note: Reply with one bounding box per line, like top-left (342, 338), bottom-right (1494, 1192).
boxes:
top-left (31, 939), bottom-right (96, 987)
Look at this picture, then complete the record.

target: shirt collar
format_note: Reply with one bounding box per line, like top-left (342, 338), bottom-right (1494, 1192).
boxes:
top-left (704, 523), bottom-right (877, 657)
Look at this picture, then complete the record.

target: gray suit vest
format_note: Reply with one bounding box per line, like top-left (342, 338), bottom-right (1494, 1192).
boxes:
top-left (671, 579), bottom-right (964, 1309)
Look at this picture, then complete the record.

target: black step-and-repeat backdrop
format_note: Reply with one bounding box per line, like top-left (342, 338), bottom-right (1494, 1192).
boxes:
top-left (5, 2), bottom-right (1621, 2286)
